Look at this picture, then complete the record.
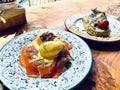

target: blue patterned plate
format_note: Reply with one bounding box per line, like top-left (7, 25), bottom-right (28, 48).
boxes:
top-left (0, 29), bottom-right (93, 90)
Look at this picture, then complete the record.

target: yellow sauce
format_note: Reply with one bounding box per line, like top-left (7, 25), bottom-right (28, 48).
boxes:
top-left (30, 31), bottom-right (63, 63)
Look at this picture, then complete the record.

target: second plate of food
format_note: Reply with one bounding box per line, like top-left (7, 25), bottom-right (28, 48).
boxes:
top-left (65, 10), bottom-right (120, 50)
top-left (65, 9), bottom-right (120, 50)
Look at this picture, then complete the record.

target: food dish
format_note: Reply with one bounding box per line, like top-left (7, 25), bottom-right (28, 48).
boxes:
top-left (0, 29), bottom-right (92, 90)
top-left (65, 13), bottom-right (120, 42)
top-left (82, 9), bottom-right (110, 37)
top-left (19, 30), bottom-right (73, 78)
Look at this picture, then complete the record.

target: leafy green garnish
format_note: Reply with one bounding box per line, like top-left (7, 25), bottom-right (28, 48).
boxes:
top-left (69, 54), bottom-right (74, 61)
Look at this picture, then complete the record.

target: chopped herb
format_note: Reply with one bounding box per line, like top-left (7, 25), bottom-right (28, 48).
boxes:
top-left (69, 54), bottom-right (74, 61)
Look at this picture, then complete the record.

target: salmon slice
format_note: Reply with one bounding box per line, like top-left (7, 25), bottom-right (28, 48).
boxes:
top-left (37, 59), bottom-right (57, 77)
top-left (19, 45), bottom-right (57, 77)
top-left (19, 46), bottom-right (39, 77)
top-left (49, 63), bottom-right (65, 78)
top-left (63, 40), bottom-right (73, 50)
top-left (19, 53), bottom-right (26, 68)
top-left (19, 37), bottom-right (73, 78)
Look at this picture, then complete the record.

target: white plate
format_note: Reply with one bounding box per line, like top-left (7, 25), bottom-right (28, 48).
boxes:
top-left (65, 13), bottom-right (120, 42)
top-left (0, 29), bottom-right (93, 90)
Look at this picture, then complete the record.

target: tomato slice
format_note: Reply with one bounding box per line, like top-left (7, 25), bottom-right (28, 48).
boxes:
top-left (97, 19), bottom-right (109, 30)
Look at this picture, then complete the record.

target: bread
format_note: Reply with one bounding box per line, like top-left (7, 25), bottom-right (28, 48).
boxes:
top-left (82, 17), bottom-right (110, 37)
top-left (82, 9), bottom-right (110, 37)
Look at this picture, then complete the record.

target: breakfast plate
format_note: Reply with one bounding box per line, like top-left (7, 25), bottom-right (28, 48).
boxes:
top-left (65, 13), bottom-right (120, 42)
top-left (0, 29), bottom-right (93, 90)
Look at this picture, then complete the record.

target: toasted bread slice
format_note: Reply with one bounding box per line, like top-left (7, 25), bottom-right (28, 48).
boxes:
top-left (82, 17), bottom-right (110, 37)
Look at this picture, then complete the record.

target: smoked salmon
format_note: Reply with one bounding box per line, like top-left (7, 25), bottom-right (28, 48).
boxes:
top-left (19, 31), bottom-right (73, 78)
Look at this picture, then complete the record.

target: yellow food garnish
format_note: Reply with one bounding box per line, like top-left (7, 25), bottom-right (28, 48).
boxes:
top-left (39, 41), bottom-right (63, 58)
top-left (31, 30), bottom-right (48, 50)
top-left (54, 37), bottom-right (62, 42)
top-left (30, 30), bottom-right (63, 63)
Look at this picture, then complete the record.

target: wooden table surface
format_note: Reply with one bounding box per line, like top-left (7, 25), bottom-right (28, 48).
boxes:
top-left (0, 0), bottom-right (120, 90)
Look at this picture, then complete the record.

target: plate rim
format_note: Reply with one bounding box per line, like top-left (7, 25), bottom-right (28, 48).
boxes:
top-left (0, 28), bottom-right (93, 90)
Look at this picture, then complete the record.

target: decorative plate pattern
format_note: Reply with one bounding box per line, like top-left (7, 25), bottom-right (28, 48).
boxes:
top-left (0, 29), bottom-right (93, 90)
top-left (65, 13), bottom-right (120, 42)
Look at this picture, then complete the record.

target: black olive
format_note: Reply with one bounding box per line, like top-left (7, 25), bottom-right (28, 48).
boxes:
top-left (65, 61), bottom-right (71, 69)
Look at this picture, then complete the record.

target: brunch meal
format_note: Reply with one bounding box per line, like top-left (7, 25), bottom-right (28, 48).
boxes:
top-left (19, 30), bottom-right (73, 78)
top-left (82, 8), bottom-right (110, 37)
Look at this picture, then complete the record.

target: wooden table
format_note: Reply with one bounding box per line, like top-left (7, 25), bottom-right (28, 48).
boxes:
top-left (0, 0), bottom-right (120, 90)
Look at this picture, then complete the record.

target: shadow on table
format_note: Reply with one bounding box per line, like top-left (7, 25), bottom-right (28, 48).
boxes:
top-left (0, 24), bottom-right (27, 38)
top-left (74, 78), bottom-right (95, 90)
top-left (82, 38), bottom-right (120, 51)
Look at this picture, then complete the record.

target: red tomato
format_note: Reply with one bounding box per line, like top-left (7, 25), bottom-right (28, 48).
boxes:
top-left (97, 19), bottom-right (109, 30)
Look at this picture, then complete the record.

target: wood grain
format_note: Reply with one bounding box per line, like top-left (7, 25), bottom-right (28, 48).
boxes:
top-left (91, 50), bottom-right (120, 90)
top-left (0, 0), bottom-right (120, 90)
top-left (0, 8), bottom-right (27, 31)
